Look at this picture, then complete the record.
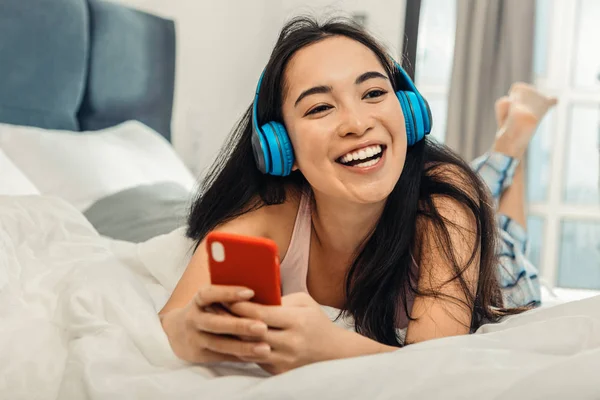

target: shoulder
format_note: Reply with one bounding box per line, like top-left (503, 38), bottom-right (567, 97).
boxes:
top-left (261, 186), bottom-right (305, 260)
top-left (423, 162), bottom-right (481, 202)
top-left (416, 162), bottom-right (483, 261)
top-left (206, 184), bottom-right (304, 260)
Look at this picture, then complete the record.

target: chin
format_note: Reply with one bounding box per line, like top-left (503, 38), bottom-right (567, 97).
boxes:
top-left (348, 182), bottom-right (396, 205)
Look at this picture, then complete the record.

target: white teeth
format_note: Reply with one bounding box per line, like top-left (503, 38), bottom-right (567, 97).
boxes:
top-left (339, 145), bottom-right (382, 164)
top-left (354, 157), bottom-right (380, 168)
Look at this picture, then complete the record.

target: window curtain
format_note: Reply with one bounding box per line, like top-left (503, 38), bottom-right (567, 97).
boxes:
top-left (445, 0), bottom-right (536, 160)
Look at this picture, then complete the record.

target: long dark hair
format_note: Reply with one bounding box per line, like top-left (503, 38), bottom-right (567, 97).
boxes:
top-left (188, 16), bottom-right (524, 346)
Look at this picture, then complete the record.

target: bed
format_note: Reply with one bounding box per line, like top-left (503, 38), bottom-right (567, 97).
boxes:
top-left (0, 0), bottom-right (195, 243)
top-left (1, 1), bottom-right (600, 399)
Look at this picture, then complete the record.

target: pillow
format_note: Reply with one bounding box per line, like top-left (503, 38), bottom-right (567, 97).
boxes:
top-left (0, 120), bottom-right (196, 211)
top-left (83, 181), bottom-right (190, 243)
top-left (0, 149), bottom-right (40, 195)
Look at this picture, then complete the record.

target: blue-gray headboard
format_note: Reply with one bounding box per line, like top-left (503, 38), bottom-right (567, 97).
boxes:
top-left (0, 0), bottom-right (175, 141)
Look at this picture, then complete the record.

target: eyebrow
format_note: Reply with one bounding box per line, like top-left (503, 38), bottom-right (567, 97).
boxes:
top-left (294, 71), bottom-right (389, 107)
top-left (355, 71), bottom-right (388, 85)
top-left (294, 85), bottom-right (332, 107)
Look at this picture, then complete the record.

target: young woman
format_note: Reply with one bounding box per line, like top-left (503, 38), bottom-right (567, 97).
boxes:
top-left (159, 17), bottom-right (554, 375)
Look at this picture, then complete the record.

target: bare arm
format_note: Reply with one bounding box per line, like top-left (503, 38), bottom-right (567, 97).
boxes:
top-left (159, 238), bottom-right (211, 317)
top-left (159, 198), bottom-right (297, 317)
top-left (158, 198), bottom-right (299, 365)
top-left (159, 211), bottom-right (264, 317)
top-left (405, 194), bottom-right (480, 344)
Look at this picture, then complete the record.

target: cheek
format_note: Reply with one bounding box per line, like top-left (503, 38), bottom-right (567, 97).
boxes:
top-left (392, 104), bottom-right (408, 141)
top-left (386, 106), bottom-right (408, 172)
top-left (288, 124), bottom-right (331, 167)
top-left (385, 105), bottom-right (407, 148)
top-left (396, 126), bottom-right (408, 154)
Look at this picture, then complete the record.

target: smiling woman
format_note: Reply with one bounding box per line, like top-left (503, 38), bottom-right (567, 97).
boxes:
top-left (280, 35), bottom-right (409, 205)
top-left (158, 16), bottom-right (531, 375)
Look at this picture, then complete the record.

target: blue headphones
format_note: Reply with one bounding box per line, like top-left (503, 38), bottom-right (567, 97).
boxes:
top-left (251, 60), bottom-right (432, 176)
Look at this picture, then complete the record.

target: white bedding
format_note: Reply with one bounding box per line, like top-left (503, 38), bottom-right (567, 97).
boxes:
top-left (0, 121), bottom-right (196, 211)
top-left (2, 195), bottom-right (600, 400)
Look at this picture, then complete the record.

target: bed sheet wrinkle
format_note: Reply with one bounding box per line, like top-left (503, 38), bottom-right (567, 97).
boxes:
top-left (2, 194), bottom-right (600, 400)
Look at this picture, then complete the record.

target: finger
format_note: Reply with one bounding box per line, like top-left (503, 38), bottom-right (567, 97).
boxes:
top-left (208, 304), bottom-right (261, 338)
top-left (238, 334), bottom-right (262, 342)
top-left (186, 332), bottom-right (244, 363)
top-left (202, 332), bottom-right (272, 358)
top-left (203, 304), bottom-right (226, 315)
top-left (195, 285), bottom-right (255, 307)
top-left (196, 349), bottom-right (242, 364)
top-left (229, 302), bottom-right (295, 329)
top-left (196, 312), bottom-right (268, 338)
top-left (219, 302), bottom-right (244, 317)
top-left (262, 328), bottom-right (292, 351)
top-left (205, 302), bottom-right (237, 317)
top-left (238, 349), bottom-right (288, 365)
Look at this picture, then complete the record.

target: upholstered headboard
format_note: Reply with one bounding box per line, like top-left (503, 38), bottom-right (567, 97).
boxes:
top-left (0, 0), bottom-right (176, 141)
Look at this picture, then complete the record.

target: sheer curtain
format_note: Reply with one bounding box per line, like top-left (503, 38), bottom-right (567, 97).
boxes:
top-left (445, 0), bottom-right (536, 160)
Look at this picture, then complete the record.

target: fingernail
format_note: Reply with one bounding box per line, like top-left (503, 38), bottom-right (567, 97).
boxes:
top-left (254, 343), bottom-right (271, 355)
top-left (238, 289), bottom-right (254, 299)
top-left (250, 323), bottom-right (267, 334)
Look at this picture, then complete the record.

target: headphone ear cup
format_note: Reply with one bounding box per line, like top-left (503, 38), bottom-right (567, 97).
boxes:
top-left (270, 122), bottom-right (294, 176)
top-left (404, 91), bottom-right (426, 144)
top-left (259, 122), bottom-right (278, 175)
top-left (396, 91), bottom-right (416, 146)
top-left (393, 60), bottom-right (432, 135)
top-left (251, 128), bottom-right (269, 174)
top-left (422, 97), bottom-right (433, 134)
top-left (260, 121), bottom-right (294, 176)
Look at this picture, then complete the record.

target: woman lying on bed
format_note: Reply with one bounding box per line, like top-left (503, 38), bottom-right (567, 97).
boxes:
top-left (159, 17), bottom-right (556, 375)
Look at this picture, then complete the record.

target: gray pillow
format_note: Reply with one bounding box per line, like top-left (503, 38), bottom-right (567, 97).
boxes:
top-left (84, 181), bottom-right (191, 243)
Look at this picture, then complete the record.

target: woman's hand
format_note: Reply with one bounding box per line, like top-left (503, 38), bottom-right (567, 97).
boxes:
top-left (228, 293), bottom-right (350, 375)
top-left (492, 82), bottom-right (557, 160)
top-left (160, 285), bottom-right (272, 364)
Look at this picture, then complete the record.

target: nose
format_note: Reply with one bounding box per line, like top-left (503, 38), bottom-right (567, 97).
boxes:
top-left (336, 104), bottom-right (373, 138)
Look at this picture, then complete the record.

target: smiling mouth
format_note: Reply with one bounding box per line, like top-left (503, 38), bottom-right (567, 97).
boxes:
top-left (336, 144), bottom-right (386, 167)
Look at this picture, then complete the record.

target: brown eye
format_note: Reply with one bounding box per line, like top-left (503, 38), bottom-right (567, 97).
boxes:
top-left (306, 105), bottom-right (332, 115)
top-left (364, 90), bottom-right (387, 99)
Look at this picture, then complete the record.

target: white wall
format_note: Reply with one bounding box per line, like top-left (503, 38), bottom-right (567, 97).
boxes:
top-left (112, 0), bottom-right (406, 176)
top-left (280, 0), bottom-right (406, 58)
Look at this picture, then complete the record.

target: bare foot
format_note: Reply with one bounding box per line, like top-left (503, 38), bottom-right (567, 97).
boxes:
top-left (492, 83), bottom-right (557, 160)
top-left (509, 82), bottom-right (558, 121)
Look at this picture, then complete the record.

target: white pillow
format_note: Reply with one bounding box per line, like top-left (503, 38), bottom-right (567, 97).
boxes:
top-left (0, 121), bottom-right (196, 211)
top-left (0, 149), bottom-right (40, 196)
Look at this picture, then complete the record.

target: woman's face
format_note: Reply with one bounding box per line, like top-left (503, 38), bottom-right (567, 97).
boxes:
top-left (281, 36), bottom-right (407, 205)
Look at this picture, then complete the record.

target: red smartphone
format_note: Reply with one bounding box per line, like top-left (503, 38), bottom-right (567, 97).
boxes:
top-left (206, 231), bottom-right (282, 306)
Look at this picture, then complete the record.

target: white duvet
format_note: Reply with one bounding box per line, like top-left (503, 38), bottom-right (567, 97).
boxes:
top-left (1, 195), bottom-right (600, 400)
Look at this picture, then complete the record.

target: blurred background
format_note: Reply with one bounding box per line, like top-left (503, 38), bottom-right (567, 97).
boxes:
top-left (1, 0), bottom-right (599, 293)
